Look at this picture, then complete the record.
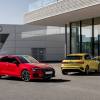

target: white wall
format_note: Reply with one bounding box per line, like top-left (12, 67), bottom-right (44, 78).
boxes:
top-left (0, 24), bottom-right (65, 61)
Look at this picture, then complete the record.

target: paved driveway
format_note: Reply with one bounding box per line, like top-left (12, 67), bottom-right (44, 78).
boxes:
top-left (0, 63), bottom-right (100, 100)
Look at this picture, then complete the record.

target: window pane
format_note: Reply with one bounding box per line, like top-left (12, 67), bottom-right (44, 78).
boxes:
top-left (71, 22), bottom-right (80, 53)
top-left (94, 18), bottom-right (100, 56)
top-left (82, 19), bottom-right (92, 54)
top-left (0, 34), bottom-right (9, 49)
top-left (66, 56), bottom-right (82, 60)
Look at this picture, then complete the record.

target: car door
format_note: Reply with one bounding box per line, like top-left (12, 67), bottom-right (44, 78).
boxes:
top-left (84, 55), bottom-right (94, 70)
top-left (6, 57), bottom-right (20, 76)
top-left (0, 57), bottom-right (9, 75)
top-left (85, 55), bottom-right (98, 71)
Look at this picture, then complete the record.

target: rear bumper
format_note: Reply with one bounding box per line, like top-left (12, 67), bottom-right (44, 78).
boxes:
top-left (61, 67), bottom-right (84, 72)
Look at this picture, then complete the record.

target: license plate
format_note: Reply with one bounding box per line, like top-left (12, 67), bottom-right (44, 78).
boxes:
top-left (45, 71), bottom-right (53, 74)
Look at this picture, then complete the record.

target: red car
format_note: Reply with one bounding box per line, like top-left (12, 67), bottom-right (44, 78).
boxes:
top-left (0, 55), bottom-right (55, 81)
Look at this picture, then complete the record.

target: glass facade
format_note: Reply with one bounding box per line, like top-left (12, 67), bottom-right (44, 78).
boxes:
top-left (94, 18), bottom-right (100, 56)
top-left (71, 22), bottom-right (80, 53)
top-left (82, 19), bottom-right (92, 54)
top-left (66, 17), bottom-right (100, 56)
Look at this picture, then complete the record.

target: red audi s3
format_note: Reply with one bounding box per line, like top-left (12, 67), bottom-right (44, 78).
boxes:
top-left (0, 55), bottom-right (55, 81)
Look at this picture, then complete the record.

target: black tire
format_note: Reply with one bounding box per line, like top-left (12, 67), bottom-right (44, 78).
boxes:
top-left (62, 70), bottom-right (68, 75)
top-left (21, 70), bottom-right (30, 82)
top-left (85, 65), bottom-right (89, 75)
top-left (98, 64), bottom-right (100, 73)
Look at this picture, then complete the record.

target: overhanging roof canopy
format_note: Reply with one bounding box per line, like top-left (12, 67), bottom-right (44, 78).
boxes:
top-left (24, 0), bottom-right (100, 26)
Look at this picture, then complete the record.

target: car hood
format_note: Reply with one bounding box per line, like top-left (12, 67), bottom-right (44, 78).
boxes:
top-left (23, 63), bottom-right (50, 68)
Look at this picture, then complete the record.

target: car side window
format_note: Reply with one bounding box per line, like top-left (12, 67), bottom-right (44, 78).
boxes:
top-left (8, 58), bottom-right (19, 64)
top-left (84, 55), bottom-right (91, 60)
top-left (0, 57), bottom-right (19, 64)
top-left (0, 57), bottom-right (10, 62)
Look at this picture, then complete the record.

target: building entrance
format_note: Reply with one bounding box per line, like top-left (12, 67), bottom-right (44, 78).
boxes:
top-left (31, 48), bottom-right (46, 61)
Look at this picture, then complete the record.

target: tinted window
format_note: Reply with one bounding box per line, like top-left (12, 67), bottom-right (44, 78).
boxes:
top-left (23, 55), bottom-right (39, 63)
top-left (0, 57), bottom-right (19, 64)
top-left (66, 56), bottom-right (82, 60)
top-left (84, 55), bottom-right (91, 60)
top-left (8, 58), bottom-right (19, 64)
top-left (17, 56), bottom-right (39, 63)
top-left (0, 57), bottom-right (9, 62)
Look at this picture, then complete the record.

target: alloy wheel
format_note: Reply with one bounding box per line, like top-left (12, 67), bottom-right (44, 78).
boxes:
top-left (21, 70), bottom-right (30, 82)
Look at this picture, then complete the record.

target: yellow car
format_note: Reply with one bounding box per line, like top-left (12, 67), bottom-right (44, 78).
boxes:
top-left (61, 53), bottom-right (100, 75)
top-left (94, 56), bottom-right (100, 62)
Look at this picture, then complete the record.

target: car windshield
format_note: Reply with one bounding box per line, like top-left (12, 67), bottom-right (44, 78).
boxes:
top-left (66, 56), bottom-right (82, 60)
top-left (18, 55), bottom-right (39, 63)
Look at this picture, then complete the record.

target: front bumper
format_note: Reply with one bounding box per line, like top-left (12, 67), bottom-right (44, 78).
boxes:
top-left (33, 68), bottom-right (55, 79)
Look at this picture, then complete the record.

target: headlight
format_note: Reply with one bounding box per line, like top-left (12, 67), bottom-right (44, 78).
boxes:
top-left (32, 67), bottom-right (40, 72)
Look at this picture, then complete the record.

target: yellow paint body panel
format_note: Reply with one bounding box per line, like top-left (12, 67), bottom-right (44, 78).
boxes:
top-left (61, 53), bottom-right (99, 72)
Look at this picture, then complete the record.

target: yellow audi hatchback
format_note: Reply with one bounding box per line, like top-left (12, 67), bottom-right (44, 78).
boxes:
top-left (61, 53), bottom-right (100, 75)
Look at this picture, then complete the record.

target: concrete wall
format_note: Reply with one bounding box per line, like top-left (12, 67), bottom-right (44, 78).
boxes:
top-left (46, 26), bottom-right (65, 60)
top-left (0, 24), bottom-right (65, 61)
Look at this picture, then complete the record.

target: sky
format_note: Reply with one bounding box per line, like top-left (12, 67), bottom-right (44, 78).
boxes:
top-left (29, 0), bottom-right (57, 11)
top-left (0, 0), bottom-right (34, 24)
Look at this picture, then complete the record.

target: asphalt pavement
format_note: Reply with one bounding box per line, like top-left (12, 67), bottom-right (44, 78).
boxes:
top-left (0, 63), bottom-right (100, 100)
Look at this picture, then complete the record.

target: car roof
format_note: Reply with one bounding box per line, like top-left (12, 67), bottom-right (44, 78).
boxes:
top-left (0, 55), bottom-right (29, 58)
top-left (67, 53), bottom-right (88, 56)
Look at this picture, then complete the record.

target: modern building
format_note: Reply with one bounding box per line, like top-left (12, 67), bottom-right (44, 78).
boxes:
top-left (0, 24), bottom-right (65, 61)
top-left (25, 0), bottom-right (100, 57)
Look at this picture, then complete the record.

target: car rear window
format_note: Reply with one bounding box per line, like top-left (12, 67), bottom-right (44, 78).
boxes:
top-left (66, 56), bottom-right (82, 60)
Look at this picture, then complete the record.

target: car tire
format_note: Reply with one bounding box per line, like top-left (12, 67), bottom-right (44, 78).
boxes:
top-left (85, 65), bottom-right (89, 75)
top-left (21, 70), bottom-right (30, 82)
top-left (62, 70), bottom-right (68, 75)
top-left (98, 64), bottom-right (100, 73)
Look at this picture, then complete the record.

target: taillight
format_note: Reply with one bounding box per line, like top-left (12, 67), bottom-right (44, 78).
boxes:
top-left (62, 62), bottom-right (68, 64)
top-left (78, 61), bottom-right (84, 64)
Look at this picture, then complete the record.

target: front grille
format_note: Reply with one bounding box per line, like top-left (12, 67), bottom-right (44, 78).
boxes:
top-left (42, 68), bottom-right (55, 79)
top-left (42, 68), bottom-right (53, 72)
top-left (33, 73), bottom-right (39, 78)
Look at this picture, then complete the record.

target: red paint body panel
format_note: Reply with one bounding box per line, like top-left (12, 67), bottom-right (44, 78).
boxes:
top-left (0, 55), bottom-right (55, 80)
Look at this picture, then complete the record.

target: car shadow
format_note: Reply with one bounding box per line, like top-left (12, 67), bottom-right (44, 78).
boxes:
top-left (0, 76), bottom-right (22, 81)
top-left (68, 72), bottom-right (100, 76)
top-left (0, 76), bottom-right (70, 83)
top-left (31, 79), bottom-right (71, 83)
